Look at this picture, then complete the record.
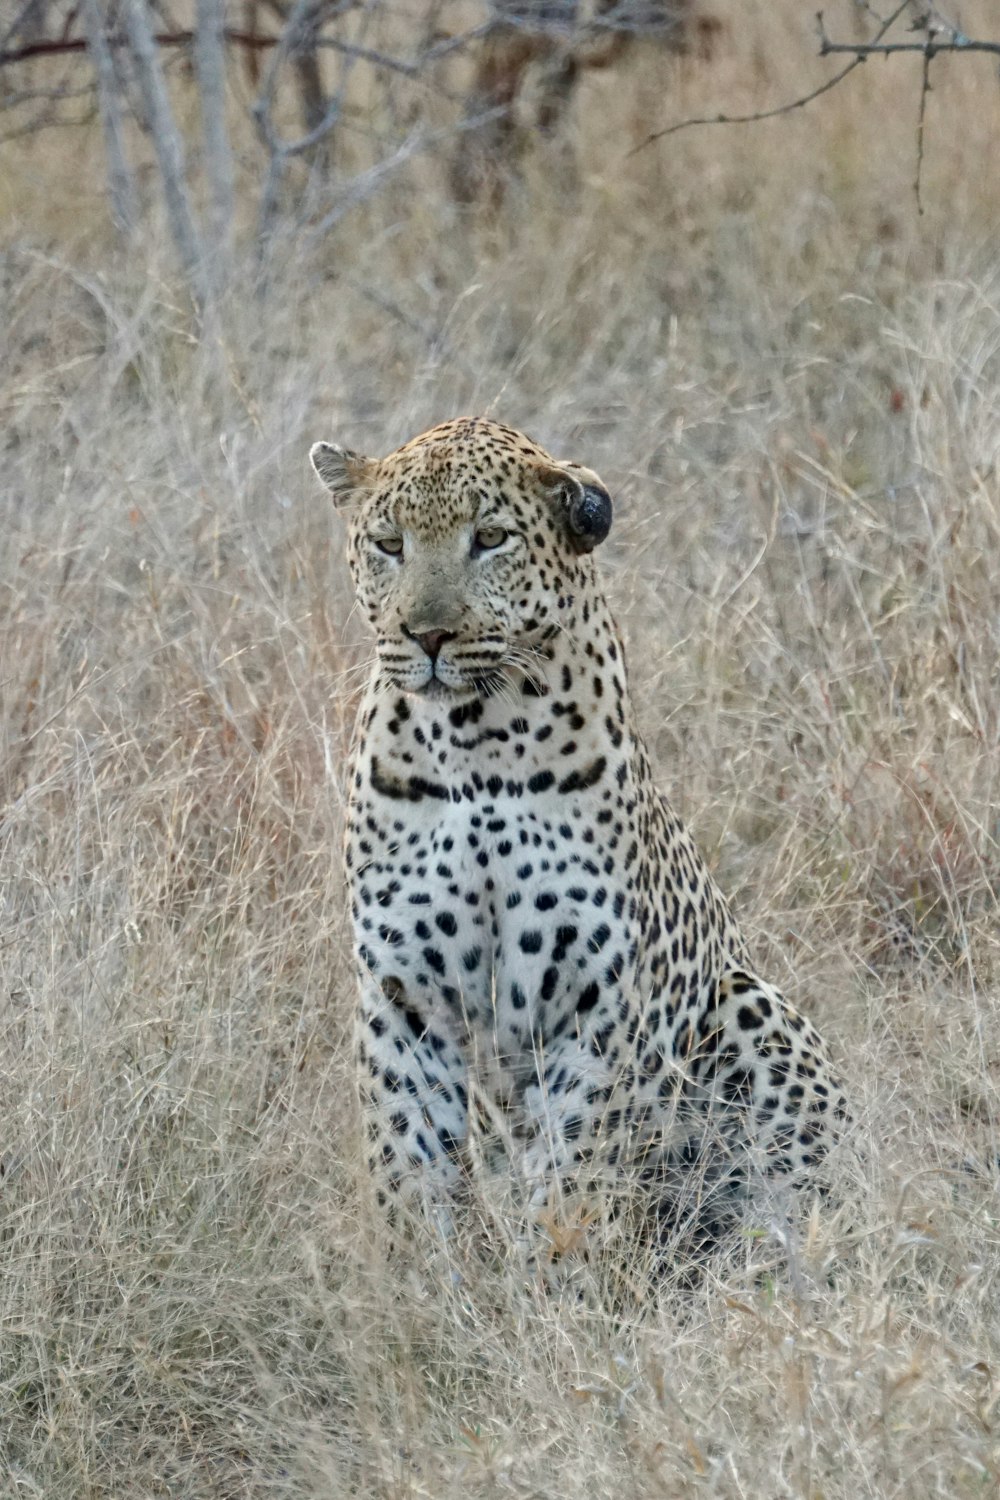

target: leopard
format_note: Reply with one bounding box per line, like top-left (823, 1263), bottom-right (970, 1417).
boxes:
top-left (310, 415), bottom-right (849, 1273)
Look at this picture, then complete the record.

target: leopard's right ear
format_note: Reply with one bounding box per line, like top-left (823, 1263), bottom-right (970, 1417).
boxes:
top-left (309, 442), bottom-right (377, 506)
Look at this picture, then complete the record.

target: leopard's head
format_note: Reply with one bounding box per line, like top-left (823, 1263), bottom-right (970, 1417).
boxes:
top-left (310, 417), bottom-right (613, 701)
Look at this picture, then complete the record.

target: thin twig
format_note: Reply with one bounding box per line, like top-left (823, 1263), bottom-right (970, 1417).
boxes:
top-left (0, 102), bottom-right (97, 142)
top-left (628, 59), bottom-right (864, 153)
top-left (914, 45), bottom-right (932, 215)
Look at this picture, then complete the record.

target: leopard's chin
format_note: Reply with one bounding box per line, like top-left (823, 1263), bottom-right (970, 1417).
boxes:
top-left (391, 674), bottom-right (480, 704)
top-left (413, 677), bottom-right (469, 701)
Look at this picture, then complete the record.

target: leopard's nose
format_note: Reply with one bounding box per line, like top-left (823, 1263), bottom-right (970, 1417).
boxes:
top-left (404, 626), bottom-right (456, 661)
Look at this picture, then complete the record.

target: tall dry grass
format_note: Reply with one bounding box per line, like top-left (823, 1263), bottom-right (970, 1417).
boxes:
top-left (1, 2), bottom-right (1000, 1494)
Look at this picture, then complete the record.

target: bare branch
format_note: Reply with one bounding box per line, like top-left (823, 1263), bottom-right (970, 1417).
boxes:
top-left (0, 100), bottom-right (96, 142)
top-left (0, 19), bottom-right (494, 69)
top-left (914, 44), bottom-right (931, 215)
top-left (630, 1), bottom-right (913, 153)
top-left (124, 0), bottom-right (209, 306)
top-left (250, 0), bottom-right (318, 245)
top-left (80, 0), bottom-right (137, 236)
top-left (194, 0), bottom-right (234, 268)
top-left (628, 55), bottom-right (865, 153)
top-left (813, 5), bottom-right (998, 213)
top-left (820, 37), bottom-right (1000, 53)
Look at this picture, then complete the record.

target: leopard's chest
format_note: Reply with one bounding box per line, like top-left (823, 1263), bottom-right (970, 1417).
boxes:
top-left (348, 754), bottom-right (636, 1065)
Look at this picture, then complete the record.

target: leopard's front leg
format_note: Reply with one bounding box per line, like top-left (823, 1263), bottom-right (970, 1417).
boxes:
top-left (356, 970), bottom-right (469, 1238)
top-left (519, 998), bottom-right (640, 1278)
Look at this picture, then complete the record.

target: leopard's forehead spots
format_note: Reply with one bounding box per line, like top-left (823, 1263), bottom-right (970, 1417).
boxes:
top-left (367, 417), bottom-right (556, 536)
top-left (392, 417), bottom-right (553, 470)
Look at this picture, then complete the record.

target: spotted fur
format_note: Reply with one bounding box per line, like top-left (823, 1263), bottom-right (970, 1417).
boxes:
top-left (311, 417), bottom-right (848, 1264)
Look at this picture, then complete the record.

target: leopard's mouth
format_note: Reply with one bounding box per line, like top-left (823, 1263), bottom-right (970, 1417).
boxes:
top-left (382, 637), bottom-right (552, 702)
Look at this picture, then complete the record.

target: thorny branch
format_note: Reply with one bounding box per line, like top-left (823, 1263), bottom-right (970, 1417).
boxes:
top-left (819, 36), bottom-right (1000, 55)
top-left (813, 6), bottom-right (1000, 211)
top-left (630, 1), bottom-right (911, 152)
top-left (818, 17), bottom-right (1000, 59)
top-left (914, 43), bottom-right (931, 213)
top-left (631, 0), bottom-right (999, 169)
top-left (628, 53), bottom-right (865, 151)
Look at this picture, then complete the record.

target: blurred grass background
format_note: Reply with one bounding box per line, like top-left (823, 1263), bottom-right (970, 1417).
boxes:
top-left (1, 1), bottom-right (999, 1494)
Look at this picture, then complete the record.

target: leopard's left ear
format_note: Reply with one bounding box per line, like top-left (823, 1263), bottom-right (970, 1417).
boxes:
top-left (537, 461), bottom-right (613, 553)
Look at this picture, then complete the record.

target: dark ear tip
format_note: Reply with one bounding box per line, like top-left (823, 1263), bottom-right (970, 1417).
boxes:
top-left (569, 483), bottom-right (613, 551)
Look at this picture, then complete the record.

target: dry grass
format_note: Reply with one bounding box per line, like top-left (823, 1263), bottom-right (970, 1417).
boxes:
top-left (2, 3), bottom-right (1000, 1494)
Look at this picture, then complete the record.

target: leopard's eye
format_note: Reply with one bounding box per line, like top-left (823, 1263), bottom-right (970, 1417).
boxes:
top-left (374, 535), bottom-right (403, 556)
top-left (474, 525), bottom-right (508, 551)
